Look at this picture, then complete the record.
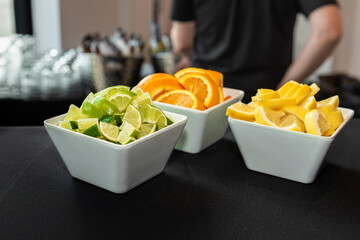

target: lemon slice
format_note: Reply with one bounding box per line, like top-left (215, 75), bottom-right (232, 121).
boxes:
top-left (122, 104), bottom-right (142, 129)
top-left (280, 114), bottom-right (305, 132)
top-left (252, 91), bottom-right (280, 102)
top-left (226, 102), bottom-right (255, 121)
top-left (254, 106), bottom-right (282, 127)
top-left (317, 95), bottom-right (339, 108)
top-left (282, 105), bottom-right (307, 122)
top-left (277, 80), bottom-right (299, 97)
top-left (282, 84), bottom-right (301, 99)
top-left (318, 105), bottom-right (344, 136)
top-left (304, 109), bottom-right (330, 136)
top-left (298, 96), bottom-right (317, 111)
top-left (99, 121), bottom-right (120, 142)
top-left (109, 90), bottom-right (137, 112)
top-left (257, 98), bottom-right (297, 109)
top-left (292, 84), bottom-right (312, 103)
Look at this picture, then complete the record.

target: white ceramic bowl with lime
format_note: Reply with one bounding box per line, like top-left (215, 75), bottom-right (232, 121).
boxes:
top-left (44, 85), bottom-right (187, 193)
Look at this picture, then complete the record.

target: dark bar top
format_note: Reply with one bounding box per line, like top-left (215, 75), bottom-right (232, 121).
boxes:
top-left (1, 120), bottom-right (360, 239)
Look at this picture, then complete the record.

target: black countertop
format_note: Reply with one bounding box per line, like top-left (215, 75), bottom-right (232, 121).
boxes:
top-left (1, 121), bottom-right (360, 239)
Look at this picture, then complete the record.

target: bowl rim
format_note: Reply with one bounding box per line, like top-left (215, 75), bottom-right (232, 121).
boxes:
top-left (154, 87), bottom-right (244, 114)
top-left (44, 111), bottom-right (187, 150)
top-left (228, 107), bottom-right (354, 141)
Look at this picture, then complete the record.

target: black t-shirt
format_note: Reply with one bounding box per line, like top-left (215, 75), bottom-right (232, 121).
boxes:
top-left (171, 0), bottom-right (337, 94)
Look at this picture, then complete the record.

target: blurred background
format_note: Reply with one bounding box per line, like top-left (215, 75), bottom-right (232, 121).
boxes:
top-left (1, 0), bottom-right (359, 126)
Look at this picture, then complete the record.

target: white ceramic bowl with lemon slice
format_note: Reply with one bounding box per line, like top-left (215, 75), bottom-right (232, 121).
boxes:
top-left (154, 87), bottom-right (244, 154)
top-left (44, 111), bottom-right (187, 193)
top-left (228, 107), bottom-right (354, 183)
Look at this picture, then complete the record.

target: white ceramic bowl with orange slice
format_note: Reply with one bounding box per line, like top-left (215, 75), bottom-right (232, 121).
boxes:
top-left (228, 107), bottom-right (354, 183)
top-left (154, 87), bottom-right (244, 154)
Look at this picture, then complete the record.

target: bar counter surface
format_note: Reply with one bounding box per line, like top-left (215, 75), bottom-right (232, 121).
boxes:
top-left (1, 119), bottom-right (360, 239)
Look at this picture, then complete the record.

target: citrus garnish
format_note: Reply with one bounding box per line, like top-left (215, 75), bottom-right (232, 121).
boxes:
top-left (93, 95), bottom-right (117, 115)
top-left (304, 109), bottom-right (330, 136)
top-left (117, 131), bottom-right (136, 145)
top-left (83, 124), bottom-right (102, 138)
top-left (95, 85), bottom-right (130, 99)
top-left (177, 72), bottom-right (220, 108)
top-left (317, 95), bottom-right (339, 108)
top-left (254, 106), bottom-right (282, 127)
top-left (277, 80), bottom-right (299, 97)
top-left (120, 121), bottom-right (140, 138)
top-left (108, 90), bottom-right (136, 112)
top-left (298, 95), bottom-right (317, 111)
top-left (279, 114), bottom-right (305, 132)
top-left (99, 121), bottom-right (120, 142)
top-left (64, 104), bottom-right (89, 121)
top-left (77, 118), bottom-right (99, 131)
top-left (130, 85), bottom-right (144, 96)
top-left (155, 89), bottom-right (204, 110)
top-left (257, 97), bottom-right (297, 109)
top-left (122, 104), bottom-right (142, 129)
top-left (282, 105), bottom-right (307, 122)
top-left (137, 73), bottom-right (184, 100)
top-left (226, 102), bottom-right (255, 121)
top-left (138, 123), bottom-right (157, 138)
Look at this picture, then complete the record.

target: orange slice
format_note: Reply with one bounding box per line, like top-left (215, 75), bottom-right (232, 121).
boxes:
top-left (207, 69), bottom-right (223, 88)
top-left (155, 89), bottom-right (204, 110)
top-left (138, 73), bottom-right (184, 100)
top-left (177, 73), bottom-right (220, 108)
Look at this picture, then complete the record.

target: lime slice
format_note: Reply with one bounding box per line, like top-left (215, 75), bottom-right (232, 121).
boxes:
top-left (64, 104), bottom-right (89, 121)
top-left (69, 120), bottom-right (78, 129)
top-left (114, 113), bottom-right (124, 126)
top-left (83, 124), bottom-right (102, 138)
top-left (122, 104), bottom-right (142, 129)
top-left (132, 92), bottom-right (153, 107)
top-left (96, 85), bottom-right (130, 99)
top-left (131, 85), bottom-right (144, 96)
top-left (166, 116), bottom-right (174, 125)
top-left (81, 101), bottom-right (105, 119)
top-left (120, 121), bottom-right (140, 138)
top-left (99, 121), bottom-right (120, 142)
top-left (144, 105), bottom-right (167, 129)
top-left (117, 131), bottom-right (136, 145)
top-left (77, 118), bottom-right (99, 131)
top-left (93, 95), bottom-right (117, 115)
top-left (100, 116), bottom-right (116, 124)
top-left (138, 123), bottom-right (157, 138)
top-left (58, 120), bottom-right (77, 131)
top-left (80, 92), bottom-right (95, 109)
top-left (108, 90), bottom-right (137, 112)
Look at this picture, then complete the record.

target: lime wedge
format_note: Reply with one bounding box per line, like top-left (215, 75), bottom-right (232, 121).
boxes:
top-left (99, 121), bottom-right (120, 142)
top-left (144, 105), bottom-right (167, 129)
top-left (77, 118), bottom-right (99, 131)
top-left (58, 120), bottom-right (77, 131)
top-left (131, 85), bottom-right (144, 96)
top-left (120, 121), bottom-right (140, 138)
top-left (138, 123), bottom-right (157, 138)
top-left (166, 116), bottom-right (174, 125)
top-left (109, 90), bottom-right (137, 112)
top-left (100, 116), bottom-right (116, 124)
top-left (122, 104), bottom-right (142, 129)
top-left (93, 95), bottom-right (117, 115)
top-left (96, 85), bottom-right (130, 99)
top-left (114, 113), bottom-right (124, 126)
top-left (69, 120), bottom-right (78, 129)
top-left (117, 131), bottom-right (136, 145)
top-left (81, 101), bottom-right (105, 119)
top-left (132, 92), bottom-right (153, 107)
top-left (83, 124), bottom-right (102, 138)
top-left (64, 104), bottom-right (89, 121)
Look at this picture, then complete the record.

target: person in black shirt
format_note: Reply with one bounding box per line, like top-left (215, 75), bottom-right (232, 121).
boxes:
top-left (170, 0), bottom-right (342, 101)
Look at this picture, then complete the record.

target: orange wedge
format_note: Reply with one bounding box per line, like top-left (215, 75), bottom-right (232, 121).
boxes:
top-left (207, 69), bottom-right (223, 88)
top-left (177, 73), bottom-right (220, 109)
top-left (138, 73), bottom-right (184, 100)
top-left (155, 89), bottom-right (204, 110)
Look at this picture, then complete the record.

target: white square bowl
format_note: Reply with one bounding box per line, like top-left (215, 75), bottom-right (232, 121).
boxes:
top-left (228, 107), bottom-right (354, 184)
top-left (154, 87), bottom-right (244, 154)
top-left (44, 111), bottom-right (187, 193)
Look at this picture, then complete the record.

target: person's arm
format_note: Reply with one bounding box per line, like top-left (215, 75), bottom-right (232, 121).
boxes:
top-left (170, 21), bottom-right (196, 71)
top-left (277, 4), bottom-right (342, 88)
